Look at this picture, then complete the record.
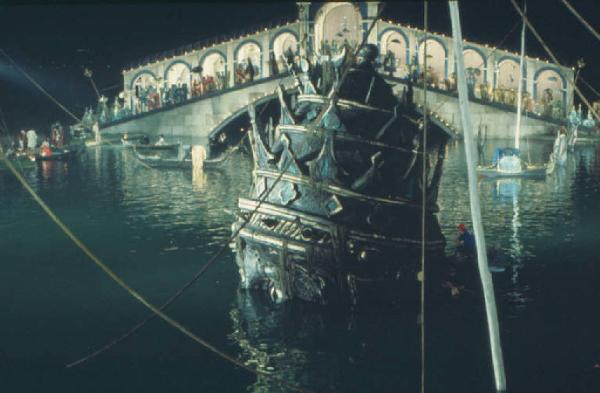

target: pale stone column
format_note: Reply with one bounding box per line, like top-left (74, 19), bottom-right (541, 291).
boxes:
top-left (446, 36), bottom-right (455, 81)
top-left (226, 42), bottom-right (235, 87)
top-left (261, 33), bottom-right (270, 78)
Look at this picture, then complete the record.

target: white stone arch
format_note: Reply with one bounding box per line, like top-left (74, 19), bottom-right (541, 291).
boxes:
top-left (235, 41), bottom-right (262, 77)
top-left (534, 68), bottom-right (566, 114)
top-left (418, 38), bottom-right (447, 82)
top-left (380, 29), bottom-right (408, 67)
top-left (272, 32), bottom-right (298, 59)
top-left (201, 52), bottom-right (226, 79)
top-left (495, 58), bottom-right (520, 89)
top-left (130, 71), bottom-right (158, 113)
top-left (165, 62), bottom-right (191, 88)
top-left (131, 72), bottom-right (157, 90)
top-left (463, 48), bottom-right (485, 84)
top-left (534, 69), bottom-right (565, 101)
top-left (314, 2), bottom-right (362, 55)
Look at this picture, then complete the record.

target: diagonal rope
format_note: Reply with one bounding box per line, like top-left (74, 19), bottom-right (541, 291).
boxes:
top-left (66, 4), bottom-right (388, 367)
top-left (580, 77), bottom-right (600, 100)
top-left (560, 0), bottom-right (600, 43)
top-left (0, 151), bottom-right (312, 393)
top-left (509, 0), bottom-right (600, 122)
top-left (0, 49), bottom-right (81, 123)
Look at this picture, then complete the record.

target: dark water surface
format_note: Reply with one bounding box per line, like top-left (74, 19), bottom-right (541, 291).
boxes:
top-left (1, 140), bottom-right (599, 392)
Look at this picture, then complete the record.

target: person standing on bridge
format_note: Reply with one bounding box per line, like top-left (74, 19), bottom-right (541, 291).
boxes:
top-left (383, 50), bottom-right (396, 77)
top-left (269, 52), bottom-right (279, 75)
top-left (246, 58), bottom-right (255, 82)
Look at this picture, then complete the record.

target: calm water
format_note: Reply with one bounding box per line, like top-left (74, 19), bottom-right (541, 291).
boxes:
top-left (0, 140), bottom-right (599, 392)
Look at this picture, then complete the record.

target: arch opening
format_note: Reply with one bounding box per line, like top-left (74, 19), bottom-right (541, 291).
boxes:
top-left (418, 38), bottom-right (446, 86)
top-left (314, 2), bottom-right (362, 56)
top-left (380, 30), bottom-right (408, 78)
top-left (197, 52), bottom-right (227, 95)
top-left (535, 69), bottom-right (566, 118)
top-left (235, 42), bottom-right (262, 85)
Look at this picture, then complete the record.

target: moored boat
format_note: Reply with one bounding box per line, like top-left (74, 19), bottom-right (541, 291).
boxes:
top-left (35, 147), bottom-right (77, 161)
top-left (477, 148), bottom-right (547, 178)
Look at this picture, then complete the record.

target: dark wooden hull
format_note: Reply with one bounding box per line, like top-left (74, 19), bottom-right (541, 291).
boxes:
top-left (233, 70), bottom-right (452, 304)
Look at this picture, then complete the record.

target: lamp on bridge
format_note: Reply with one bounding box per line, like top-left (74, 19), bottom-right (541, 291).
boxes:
top-left (83, 67), bottom-right (100, 99)
top-left (574, 57), bottom-right (585, 84)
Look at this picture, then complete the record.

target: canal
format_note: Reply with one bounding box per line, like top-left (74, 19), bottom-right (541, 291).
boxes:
top-left (0, 139), bottom-right (598, 392)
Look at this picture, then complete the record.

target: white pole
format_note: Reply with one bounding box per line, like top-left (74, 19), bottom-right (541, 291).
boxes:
top-left (448, 2), bottom-right (507, 392)
top-left (515, 1), bottom-right (527, 149)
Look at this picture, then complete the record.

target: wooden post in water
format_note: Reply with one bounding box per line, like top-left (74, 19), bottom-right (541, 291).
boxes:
top-left (448, 2), bottom-right (507, 392)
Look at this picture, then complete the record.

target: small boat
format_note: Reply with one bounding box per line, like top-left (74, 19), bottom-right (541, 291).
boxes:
top-left (132, 143), bottom-right (233, 169)
top-left (477, 148), bottom-right (546, 178)
top-left (478, 7), bottom-right (548, 180)
top-left (35, 147), bottom-right (77, 161)
top-left (0, 153), bottom-right (37, 171)
top-left (133, 143), bottom-right (181, 154)
top-left (132, 142), bottom-right (186, 167)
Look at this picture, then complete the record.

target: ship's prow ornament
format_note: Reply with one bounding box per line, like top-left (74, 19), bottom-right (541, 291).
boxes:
top-left (233, 44), bottom-right (451, 305)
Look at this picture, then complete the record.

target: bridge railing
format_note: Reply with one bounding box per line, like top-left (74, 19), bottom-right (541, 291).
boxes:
top-left (99, 73), bottom-right (289, 129)
top-left (381, 71), bottom-right (569, 125)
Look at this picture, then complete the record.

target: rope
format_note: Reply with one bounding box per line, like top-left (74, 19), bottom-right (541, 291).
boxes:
top-left (560, 0), bottom-right (600, 43)
top-left (67, 4), bottom-right (388, 368)
top-left (420, 4), bottom-right (428, 393)
top-left (0, 49), bottom-right (81, 123)
top-left (0, 152), bottom-right (312, 393)
top-left (580, 77), bottom-right (600, 100)
top-left (509, 0), bottom-right (600, 122)
top-left (98, 83), bottom-right (122, 93)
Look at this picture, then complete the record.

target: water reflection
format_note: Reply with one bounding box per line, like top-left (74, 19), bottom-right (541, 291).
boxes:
top-left (192, 167), bottom-right (207, 190)
top-left (228, 290), bottom-right (425, 393)
top-left (1, 139), bottom-right (598, 393)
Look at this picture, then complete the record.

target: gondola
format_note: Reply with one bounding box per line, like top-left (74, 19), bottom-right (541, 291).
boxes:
top-left (35, 148), bottom-right (77, 161)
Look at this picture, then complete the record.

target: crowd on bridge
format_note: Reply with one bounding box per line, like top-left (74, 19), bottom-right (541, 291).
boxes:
top-left (91, 38), bottom-right (597, 130)
top-left (377, 50), bottom-right (572, 121)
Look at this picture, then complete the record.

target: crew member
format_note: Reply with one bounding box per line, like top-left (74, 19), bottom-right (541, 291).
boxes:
top-left (456, 223), bottom-right (475, 256)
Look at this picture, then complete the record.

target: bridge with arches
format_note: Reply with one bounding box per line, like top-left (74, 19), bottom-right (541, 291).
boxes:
top-left (101, 1), bottom-right (576, 142)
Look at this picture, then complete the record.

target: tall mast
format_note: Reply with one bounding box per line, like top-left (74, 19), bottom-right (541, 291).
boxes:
top-left (514, 1), bottom-right (527, 149)
top-left (448, 2), bottom-right (507, 391)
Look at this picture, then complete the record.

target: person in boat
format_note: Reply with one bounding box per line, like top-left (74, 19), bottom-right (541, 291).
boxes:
top-left (155, 134), bottom-right (167, 146)
top-left (18, 130), bottom-right (26, 151)
top-left (455, 223), bottom-right (475, 256)
top-left (26, 129), bottom-right (38, 152)
top-left (40, 139), bottom-right (52, 157)
top-left (140, 135), bottom-right (150, 145)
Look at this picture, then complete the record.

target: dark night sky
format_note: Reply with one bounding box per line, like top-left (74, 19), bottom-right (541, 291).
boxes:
top-left (0, 0), bottom-right (599, 133)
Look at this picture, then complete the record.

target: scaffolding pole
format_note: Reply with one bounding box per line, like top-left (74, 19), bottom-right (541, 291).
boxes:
top-left (448, 2), bottom-right (507, 392)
